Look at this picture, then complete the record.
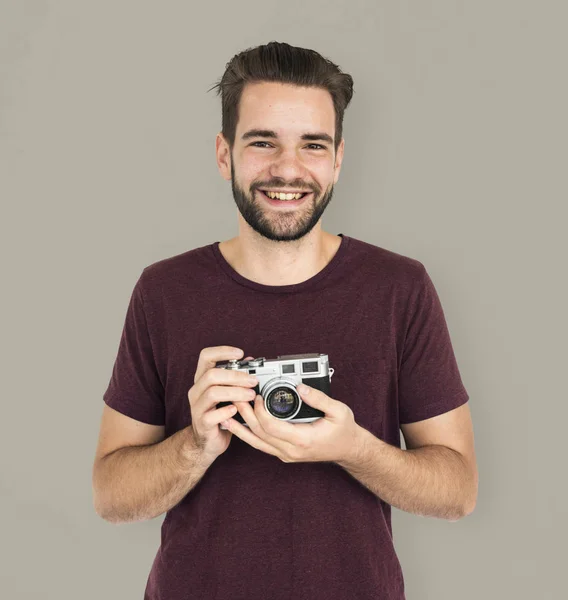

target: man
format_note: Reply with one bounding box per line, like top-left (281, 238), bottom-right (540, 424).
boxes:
top-left (93, 41), bottom-right (477, 600)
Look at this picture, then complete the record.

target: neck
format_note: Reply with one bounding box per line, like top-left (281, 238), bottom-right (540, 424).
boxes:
top-left (218, 227), bottom-right (342, 287)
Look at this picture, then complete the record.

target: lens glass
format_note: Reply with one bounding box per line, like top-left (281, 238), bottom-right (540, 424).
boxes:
top-left (266, 386), bottom-right (299, 418)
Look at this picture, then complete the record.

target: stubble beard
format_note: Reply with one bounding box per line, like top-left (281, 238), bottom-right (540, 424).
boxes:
top-left (229, 159), bottom-right (335, 242)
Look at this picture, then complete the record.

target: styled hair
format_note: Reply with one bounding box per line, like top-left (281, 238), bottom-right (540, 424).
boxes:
top-left (208, 41), bottom-right (354, 154)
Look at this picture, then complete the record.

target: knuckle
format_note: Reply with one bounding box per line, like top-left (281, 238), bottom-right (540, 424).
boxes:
top-left (204, 369), bottom-right (220, 389)
top-left (280, 452), bottom-right (295, 463)
top-left (202, 386), bottom-right (215, 401)
top-left (237, 374), bottom-right (247, 385)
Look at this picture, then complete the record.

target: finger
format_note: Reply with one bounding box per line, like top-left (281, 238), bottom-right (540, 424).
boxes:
top-left (190, 368), bottom-right (258, 412)
top-left (222, 416), bottom-right (281, 457)
top-left (203, 403), bottom-right (239, 429)
top-left (237, 396), bottom-right (300, 451)
top-left (205, 384), bottom-right (257, 405)
top-left (297, 385), bottom-right (338, 419)
top-left (194, 346), bottom-right (244, 383)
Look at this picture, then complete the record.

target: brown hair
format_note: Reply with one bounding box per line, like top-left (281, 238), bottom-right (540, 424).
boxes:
top-left (208, 41), bottom-right (354, 154)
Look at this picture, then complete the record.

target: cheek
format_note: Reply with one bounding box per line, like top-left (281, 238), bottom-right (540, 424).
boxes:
top-left (240, 151), bottom-right (269, 170)
top-left (309, 162), bottom-right (335, 184)
top-left (241, 164), bottom-right (268, 188)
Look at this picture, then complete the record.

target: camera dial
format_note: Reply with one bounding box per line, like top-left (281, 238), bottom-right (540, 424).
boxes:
top-left (247, 357), bottom-right (265, 367)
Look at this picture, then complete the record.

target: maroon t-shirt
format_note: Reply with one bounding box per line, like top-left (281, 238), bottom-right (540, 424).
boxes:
top-left (102, 233), bottom-right (469, 600)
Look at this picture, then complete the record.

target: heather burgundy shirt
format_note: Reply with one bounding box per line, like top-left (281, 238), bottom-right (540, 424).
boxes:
top-left (102, 233), bottom-right (469, 600)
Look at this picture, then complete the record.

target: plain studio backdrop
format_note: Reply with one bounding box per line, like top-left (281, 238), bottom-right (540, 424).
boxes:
top-left (1, 1), bottom-right (566, 598)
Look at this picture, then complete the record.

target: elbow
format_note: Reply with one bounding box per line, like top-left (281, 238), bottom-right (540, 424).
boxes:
top-left (464, 467), bottom-right (479, 517)
top-left (449, 487), bottom-right (478, 522)
top-left (92, 468), bottom-right (123, 524)
top-left (459, 498), bottom-right (477, 520)
top-left (446, 501), bottom-right (475, 522)
top-left (453, 462), bottom-right (478, 521)
top-left (463, 490), bottom-right (478, 517)
top-left (92, 488), bottom-right (115, 523)
top-left (92, 486), bottom-right (130, 524)
top-left (94, 504), bottom-right (113, 523)
top-left (93, 495), bottom-right (128, 525)
top-left (92, 483), bottom-right (147, 525)
top-left (93, 498), bottom-right (111, 523)
top-left (92, 467), bottom-right (109, 522)
top-left (465, 484), bottom-right (478, 516)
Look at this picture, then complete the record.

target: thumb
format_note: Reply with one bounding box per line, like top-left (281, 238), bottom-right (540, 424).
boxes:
top-left (297, 383), bottom-right (338, 416)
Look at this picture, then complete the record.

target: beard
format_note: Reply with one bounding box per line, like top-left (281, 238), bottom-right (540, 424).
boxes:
top-left (229, 158), bottom-right (335, 242)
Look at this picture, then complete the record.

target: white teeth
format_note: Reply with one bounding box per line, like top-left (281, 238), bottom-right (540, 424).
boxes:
top-left (265, 191), bottom-right (305, 201)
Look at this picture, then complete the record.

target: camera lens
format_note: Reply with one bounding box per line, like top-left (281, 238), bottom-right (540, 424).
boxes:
top-left (266, 386), bottom-right (299, 419)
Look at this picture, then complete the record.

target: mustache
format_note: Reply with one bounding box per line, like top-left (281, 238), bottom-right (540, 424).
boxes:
top-left (252, 185), bottom-right (318, 194)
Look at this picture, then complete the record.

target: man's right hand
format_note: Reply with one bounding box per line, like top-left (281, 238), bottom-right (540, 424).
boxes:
top-left (188, 346), bottom-right (258, 462)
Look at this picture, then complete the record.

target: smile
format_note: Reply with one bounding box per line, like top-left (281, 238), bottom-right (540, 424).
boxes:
top-left (257, 189), bottom-right (312, 207)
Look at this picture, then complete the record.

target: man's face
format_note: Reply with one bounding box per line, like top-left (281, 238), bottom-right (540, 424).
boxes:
top-left (218, 82), bottom-right (344, 242)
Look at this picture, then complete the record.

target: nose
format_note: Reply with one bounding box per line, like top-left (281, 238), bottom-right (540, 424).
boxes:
top-left (268, 148), bottom-right (307, 182)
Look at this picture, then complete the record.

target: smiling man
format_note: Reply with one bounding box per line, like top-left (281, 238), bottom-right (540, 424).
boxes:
top-left (217, 78), bottom-right (345, 285)
top-left (93, 41), bottom-right (477, 600)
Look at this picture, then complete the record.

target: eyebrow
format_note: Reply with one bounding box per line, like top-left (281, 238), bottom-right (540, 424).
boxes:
top-left (241, 129), bottom-right (334, 145)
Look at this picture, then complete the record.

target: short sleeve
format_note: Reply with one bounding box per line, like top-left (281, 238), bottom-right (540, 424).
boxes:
top-left (398, 264), bottom-right (469, 424)
top-left (102, 273), bottom-right (166, 425)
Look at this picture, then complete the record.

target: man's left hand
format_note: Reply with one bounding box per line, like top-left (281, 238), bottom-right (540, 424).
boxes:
top-left (223, 383), bottom-right (364, 464)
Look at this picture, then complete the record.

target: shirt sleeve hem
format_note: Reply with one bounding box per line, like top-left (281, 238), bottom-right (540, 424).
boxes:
top-left (399, 389), bottom-right (469, 425)
top-left (103, 393), bottom-right (166, 426)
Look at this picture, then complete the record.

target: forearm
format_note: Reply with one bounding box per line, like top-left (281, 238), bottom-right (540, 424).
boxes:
top-left (92, 426), bottom-right (214, 524)
top-left (336, 427), bottom-right (476, 521)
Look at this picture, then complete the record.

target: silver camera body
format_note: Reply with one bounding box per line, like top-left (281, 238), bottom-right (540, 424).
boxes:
top-left (215, 353), bottom-right (335, 429)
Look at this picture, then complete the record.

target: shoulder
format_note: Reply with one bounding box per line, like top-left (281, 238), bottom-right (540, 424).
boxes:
top-left (345, 235), bottom-right (427, 288)
top-left (136, 242), bottom-right (217, 300)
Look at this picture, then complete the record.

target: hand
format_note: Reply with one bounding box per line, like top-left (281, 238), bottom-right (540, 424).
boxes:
top-left (222, 383), bottom-right (363, 464)
top-left (188, 346), bottom-right (257, 463)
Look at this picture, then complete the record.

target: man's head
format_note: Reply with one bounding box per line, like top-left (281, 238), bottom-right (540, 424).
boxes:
top-left (210, 42), bottom-right (354, 242)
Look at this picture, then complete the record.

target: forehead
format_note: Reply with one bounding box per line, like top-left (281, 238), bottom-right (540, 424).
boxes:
top-left (236, 81), bottom-right (335, 139)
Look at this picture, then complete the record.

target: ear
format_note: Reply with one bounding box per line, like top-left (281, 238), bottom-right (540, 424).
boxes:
top-left (216, 133), bottom-right (232, 181)
top-left (333, 138), bottom-right (345, 185)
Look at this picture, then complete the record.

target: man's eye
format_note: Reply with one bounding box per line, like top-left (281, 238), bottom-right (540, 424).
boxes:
top-left (250, 142), bottom-right (326, 150)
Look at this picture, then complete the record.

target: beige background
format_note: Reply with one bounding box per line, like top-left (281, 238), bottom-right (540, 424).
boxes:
top-left (1, 1), bottom-right (566, 598)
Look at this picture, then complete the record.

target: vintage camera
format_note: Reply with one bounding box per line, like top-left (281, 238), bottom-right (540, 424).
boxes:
top-left (215, 353), bottom-right (335, 429)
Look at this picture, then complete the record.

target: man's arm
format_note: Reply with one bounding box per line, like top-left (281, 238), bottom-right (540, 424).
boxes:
top-left (92, 405), bottom-right (215, 524)
top-left (336, 402), bottom-right (478, 521)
